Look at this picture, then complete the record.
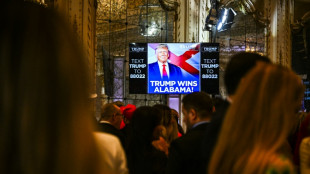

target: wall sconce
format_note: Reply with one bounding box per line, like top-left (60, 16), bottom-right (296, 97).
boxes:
top-left (139, 4), bottom-right (162, 36)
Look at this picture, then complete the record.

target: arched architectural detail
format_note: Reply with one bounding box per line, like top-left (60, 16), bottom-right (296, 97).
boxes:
top-left (158, 0), bottom-right (178, 11)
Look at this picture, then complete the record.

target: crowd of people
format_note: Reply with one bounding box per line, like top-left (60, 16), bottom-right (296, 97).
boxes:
top-left (2, 1), bottom-right (310, 174)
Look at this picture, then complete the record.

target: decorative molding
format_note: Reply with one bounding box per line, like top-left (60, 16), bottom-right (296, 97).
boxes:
top-left (176, 0), bottom-right (209, 42)
top-left (265, 0), bottom-right (292, 66)
top-left (264, 0), bottom-right (271, 57)
top-left (176, 0), bottom-right (187, 42)
top-left (158, 0), bottom-right (179, 11)
top-left (176, 0), bottom-right (181, 42)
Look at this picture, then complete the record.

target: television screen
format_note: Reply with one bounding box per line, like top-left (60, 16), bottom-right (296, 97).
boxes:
top-left (129, 43), bottom-right (219, 95)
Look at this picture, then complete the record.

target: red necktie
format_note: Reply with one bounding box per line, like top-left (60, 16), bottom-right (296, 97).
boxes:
top-left (162, 64), bottom-right (168, 79)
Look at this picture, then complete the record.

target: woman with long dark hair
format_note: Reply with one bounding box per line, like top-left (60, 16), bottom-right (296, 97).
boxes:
top-left (126, 106), bottom-right (167, 174)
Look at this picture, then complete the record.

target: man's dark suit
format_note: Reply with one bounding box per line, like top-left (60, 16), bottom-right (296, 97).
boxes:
top-left (148, 62), bottom-right (182, 80)
top-left (166, 122), bottom-right (209, 174)
top-left (200, 100), bottom-right (230, 174)
top-left (97, 123), bottom-right (126, 148)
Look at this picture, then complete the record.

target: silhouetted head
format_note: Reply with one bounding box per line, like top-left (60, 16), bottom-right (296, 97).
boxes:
top-left (224, 52), bottom-right (271, 96)
top-left (182, 92), bottom-right (213, 129)
top-left (130, 106), bottom-right (162, 143)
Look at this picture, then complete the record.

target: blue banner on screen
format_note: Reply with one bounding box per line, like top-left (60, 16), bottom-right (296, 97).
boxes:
top-left (128, 43), bottom-right (219, 95)
top-left (148, 43), bottom-right (200, 94)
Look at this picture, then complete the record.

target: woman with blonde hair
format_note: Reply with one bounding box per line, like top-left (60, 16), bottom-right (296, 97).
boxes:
top-left (0, 2), bottom-right (106, 174)
top-left (208, 63), bottom-right (304, 174)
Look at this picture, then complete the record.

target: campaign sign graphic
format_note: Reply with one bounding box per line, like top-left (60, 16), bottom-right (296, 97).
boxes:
top-left (129, 43), bottom-right (148, 94)
top-left (200, 43), bottom-right (219, 94)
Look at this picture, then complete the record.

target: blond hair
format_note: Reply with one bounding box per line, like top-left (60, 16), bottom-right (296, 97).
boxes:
top-left (208, 63), bottom-right (304, 174)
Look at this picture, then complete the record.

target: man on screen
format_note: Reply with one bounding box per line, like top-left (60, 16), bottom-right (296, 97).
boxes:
top-left (148, 44), bottom-right (182, 80)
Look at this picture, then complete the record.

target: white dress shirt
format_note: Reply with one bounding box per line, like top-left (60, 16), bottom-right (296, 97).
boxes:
top-left (94, 132), bottom-right (128, 174)
top-left (157, 61), bottom-right (170, 78)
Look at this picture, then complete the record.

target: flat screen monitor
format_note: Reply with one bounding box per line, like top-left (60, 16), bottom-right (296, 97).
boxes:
top-left (129, 43), bottom-right (219, 95)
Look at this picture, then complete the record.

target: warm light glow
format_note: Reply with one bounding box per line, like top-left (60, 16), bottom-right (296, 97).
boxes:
top-left (245, 45), bottom-right (250, 52)
top-left (251, 47), bottom-right (255, 52)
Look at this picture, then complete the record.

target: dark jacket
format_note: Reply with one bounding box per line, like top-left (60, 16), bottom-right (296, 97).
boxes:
top-left (127, 144), bottom-right (167, 174)
top-left (201, 100), bottom-right (230, 174)
top-left (166, 122), bottom-right (209, 174)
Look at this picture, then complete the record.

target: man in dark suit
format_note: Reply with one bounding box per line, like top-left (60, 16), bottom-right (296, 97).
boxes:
top-left (200, 52), bottom-right (271, 173)
top-left (148, 44), bottom-right (182, 81)
top-left (166, 92), bottom-right (213, 174)
top-left (97, 103), bottom-right (126, 148)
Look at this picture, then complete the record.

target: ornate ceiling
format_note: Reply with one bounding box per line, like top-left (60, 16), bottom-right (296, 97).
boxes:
top-left (96, 0), bottom-right (163, 35)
